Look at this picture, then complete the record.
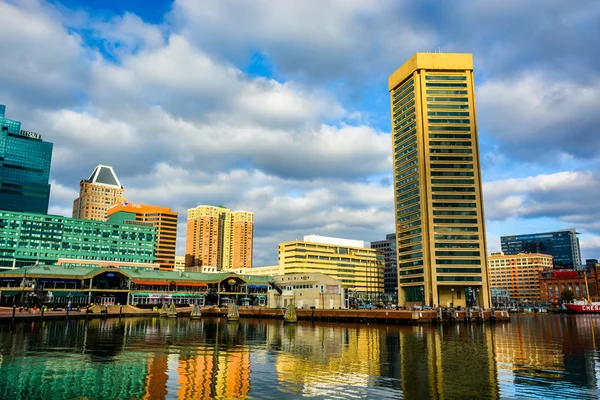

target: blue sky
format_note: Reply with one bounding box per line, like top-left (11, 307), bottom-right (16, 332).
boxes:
top-left (1, 0), bottom-right (599, 265)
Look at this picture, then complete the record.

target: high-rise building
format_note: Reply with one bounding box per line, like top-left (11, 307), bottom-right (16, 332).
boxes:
top-left (185, 205), bottom-right (253, 270)
top-left (72, 165), bottom-right (126, 221)
top-left (107, 202), bottom-right (178, 270)
top-left (0, 104), bottom-right (53, 214)
top-left (488, 252), bottom-right (553, 302)
top-left (278, 235), bottom-right (384, 301)
top-left (389, 53), bottom-right (490, 308)
top-left (501, 228), bottom-right (581, 268)
top-left (370, 233), bottom-right (398, 303)
top-left (0, 210), bottom-right (156, 270)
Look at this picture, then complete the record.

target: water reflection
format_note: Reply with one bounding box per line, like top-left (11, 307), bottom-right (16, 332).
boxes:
top-left (0, 315), bottom-right (598, 399)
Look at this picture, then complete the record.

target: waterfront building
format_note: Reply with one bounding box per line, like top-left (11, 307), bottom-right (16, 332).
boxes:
top-left (185, 205), bottom-right (253, 270)
top-left (56, 258), bottom-right (157, 270)
top-left (388, 53), bottom-right (490, 308)
top-left (501, 228), bottom-right (582, 268)
top-left (230, 265), bottom-right (279, 276)
top-left (267, 272), bottom-right (344, 309)
top-left (72, 164), bottom-right (126, 221)
top-left (174, 255), bottom-right (185, 272)
top-left (371, 233), bottom-right (398, 303)
top-left (0, 104), bottom-right (53, 214)
top-left (278, 235), bottom-right (384, 302)
top-left (107, 202), bottom-right (178, 270)
top-left (539, 264), bottom-right (600, 302)
top-left (487, 253), bottom-right (553, 302)
top-left (0, 210), bottom-right (156, 270)
top-left (0, 265), bottom-right (270, 307)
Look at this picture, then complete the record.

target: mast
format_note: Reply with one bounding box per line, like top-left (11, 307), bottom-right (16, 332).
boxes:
top-left (585, 273), bottom-right (592, 305)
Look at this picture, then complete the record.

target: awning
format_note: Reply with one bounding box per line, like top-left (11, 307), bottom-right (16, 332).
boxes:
top-left (240, 297), bottom-right (252, 301)
top-left (176, 282), bottom-right (207, 287)
top-left (131, 293), bottom-right (149, 297)
top-left (257, 295), bottom-right (266, 299)
top-left (1, 291), bottom-right (20, 297)
top-left (248, 284), bottom-right (268, 288)
top-left (133, 280), bottom-right (169, 286)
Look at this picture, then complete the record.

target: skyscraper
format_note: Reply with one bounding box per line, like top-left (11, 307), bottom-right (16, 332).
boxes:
top-left (0, 104), bottom-right (53, 214)
top-left (388, 53), bottom-right (490, 308)
top-left (370, 233), bottom-right (398, 303)
top-left (72, 165), bottom-right (126, 220)
top-left (185, 205), bottom-right (253, 270)
top-left (500, 228), bottom-right (581, 268)
top-left (107, 202), bottom-right (178, 270)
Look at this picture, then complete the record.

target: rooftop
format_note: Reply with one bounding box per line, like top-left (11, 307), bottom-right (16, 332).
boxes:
top-left (86, 164), bottom-right (122, 188)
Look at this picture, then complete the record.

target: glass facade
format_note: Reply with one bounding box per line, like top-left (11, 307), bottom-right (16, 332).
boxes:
top-left (371, 233), bottom-right (397, 301)
top-left (0, 105), bottom-right (53, 214)
top-left (0, 210), bottom-right (156, 269)
top-left (501, 229), bottom-right (582, 268)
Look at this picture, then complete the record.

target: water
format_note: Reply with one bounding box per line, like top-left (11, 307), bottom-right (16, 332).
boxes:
top-left (0, 315), bottom-right (599, 399)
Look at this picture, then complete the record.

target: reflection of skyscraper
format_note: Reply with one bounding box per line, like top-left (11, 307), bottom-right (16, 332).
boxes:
top-left (143, 353), bottom-right (169, 400)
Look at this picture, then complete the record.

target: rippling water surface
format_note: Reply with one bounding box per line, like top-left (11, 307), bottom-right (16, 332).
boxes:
top-left (0, 315), bottom-right (599, 399)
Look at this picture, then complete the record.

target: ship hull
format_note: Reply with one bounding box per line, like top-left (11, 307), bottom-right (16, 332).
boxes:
top-left (565, 304), bottom-right (600, 314)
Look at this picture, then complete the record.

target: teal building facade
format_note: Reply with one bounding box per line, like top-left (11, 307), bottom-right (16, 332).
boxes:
top-left (0, 104), bottom-right (53, 213)
top-left (0, 210), bottom-right (156, 269)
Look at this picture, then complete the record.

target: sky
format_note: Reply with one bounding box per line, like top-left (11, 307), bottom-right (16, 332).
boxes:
top-left (1, 0), bottom-right (599, 266)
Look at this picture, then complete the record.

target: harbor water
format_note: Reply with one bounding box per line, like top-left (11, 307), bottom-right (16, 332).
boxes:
top-left (0, 315), bottom-right (599, 399)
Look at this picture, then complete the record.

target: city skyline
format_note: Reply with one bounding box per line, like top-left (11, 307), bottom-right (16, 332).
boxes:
top-left (0, 1), bottom-right (599, 266)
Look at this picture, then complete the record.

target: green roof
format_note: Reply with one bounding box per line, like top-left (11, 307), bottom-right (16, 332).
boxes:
top-left (0, 265), bottom-right (257, 284)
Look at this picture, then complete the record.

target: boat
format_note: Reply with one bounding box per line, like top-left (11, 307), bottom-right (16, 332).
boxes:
top-left (227, 304), bottom-right (240, 322)
top-left (190, 303), bottom-right (202, 319)
top-left (564, 275), bottom-right (600, 314)
top-left (283, 304), bottom-right (297, 324)
top-left (167, 303), bottom-right (178, 318)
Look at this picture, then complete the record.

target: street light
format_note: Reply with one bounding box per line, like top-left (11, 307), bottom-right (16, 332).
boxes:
top-left (450, 288), bottom-right (455, 308)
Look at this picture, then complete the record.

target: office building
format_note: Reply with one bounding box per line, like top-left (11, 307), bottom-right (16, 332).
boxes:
top-left (278, 235), bottom-right (384, 301)
top-left (174, 255), bottom-right (185, 272)
top-left (501, 228), bottom-right (581, 268)
top-left (268, 272), bottom-right (344, 309)
top-left (72, 164), bottom-right (126, 221)
top-left (0, 104), bottom-right (53, 214)
top-left (388, 53), bottom-right (490, 308)
top-left (371, 233), bottom-right (398, 303)
top-left (539, 261), bottom-right (600, 302)
top-left (488, 253), bottom-right (553, 302)
top-left (108, 202), bottom-right (178, 270)
top-left (0, 210), bottom-right (156, 270)
top-left (185, 205), bottom-right (253, 270)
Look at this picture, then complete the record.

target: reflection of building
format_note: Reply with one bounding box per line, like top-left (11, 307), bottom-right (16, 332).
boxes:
top-left (185, 205), bottom-right (254, 270)
top-left (501, 228), bottom-right (581, 268)
top-left (108, 203), bottom-right (178, 270)
top-left (72, 164), bottom-right (126, 221)
top-left (0, 210), bottom-right (156, 270)
top-left (0, 104), bottom-right (53, 214)
top-left (272, 322), bottom-right (381, 396)
top-left (488, 253), bottom-right (552, 301)
top-left (278, 235), bottom-right (383, 299)
top-left (268, 272), bottom-right (344, 309)
top-left (371, 233), bottom-right (398, 303)
top-left (539, 265), bottom-right (599, 301)
top-left (388, 53), bottom-right (490, 308)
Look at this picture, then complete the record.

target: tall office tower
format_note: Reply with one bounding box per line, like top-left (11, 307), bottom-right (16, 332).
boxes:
top-left (0, 104), bottom-right (53, 213)
top-left (72, 165), bottom-right (126, 221)
top-left (501, 228), bottom-right (581, 268)
top-left (371, 233), bottom-right (398, 303)
top-left (389, 53), bottom-right (490, 308)
top-left (185, 205), bottom-right (253, 270)
top-left (107, 202), bottom-right (178, 270)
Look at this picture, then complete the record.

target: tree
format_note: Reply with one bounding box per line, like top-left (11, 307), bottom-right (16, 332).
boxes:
top-left (561, 289), bottom-right (575, 303)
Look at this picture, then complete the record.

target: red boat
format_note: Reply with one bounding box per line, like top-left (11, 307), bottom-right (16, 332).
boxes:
top-left (565, 301), bottom-right (600, 314)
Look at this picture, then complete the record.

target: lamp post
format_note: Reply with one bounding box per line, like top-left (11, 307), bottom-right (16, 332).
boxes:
top-left (450, 288), bottom-right (455, 308)
top-left (420, 286), bottom-right (424, 308)
top-left (19, 264), bottom-right (38, 307)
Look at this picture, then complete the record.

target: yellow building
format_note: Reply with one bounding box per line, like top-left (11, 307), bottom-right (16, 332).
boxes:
top-left (185, 205), bottom-right (253, 270)
top-left (72, 165), bottom-right (126, 221)
top-left (107, 202), bottom-right (178, 270)
top-left (269, 272), bottom-right (345, 309)
top-left (174, 256), bottom-right (185, 272)
top-left (389, 53), bottom-right (490, 308)
top-left (278, 235), bottom-right (383, 301)
top-left (488, 252), bottom-right (553, 301)
top-left (231, 265), bottom-right (279, 276)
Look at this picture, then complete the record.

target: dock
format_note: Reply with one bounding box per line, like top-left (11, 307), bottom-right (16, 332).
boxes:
top-left (0, 306), bottom-right (510, 325)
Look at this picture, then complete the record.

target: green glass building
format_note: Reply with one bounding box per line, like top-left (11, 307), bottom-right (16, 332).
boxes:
top-left (0, 210), bottom-right (156, 269)
top-left (0, 104), bottom-right (53, 214)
